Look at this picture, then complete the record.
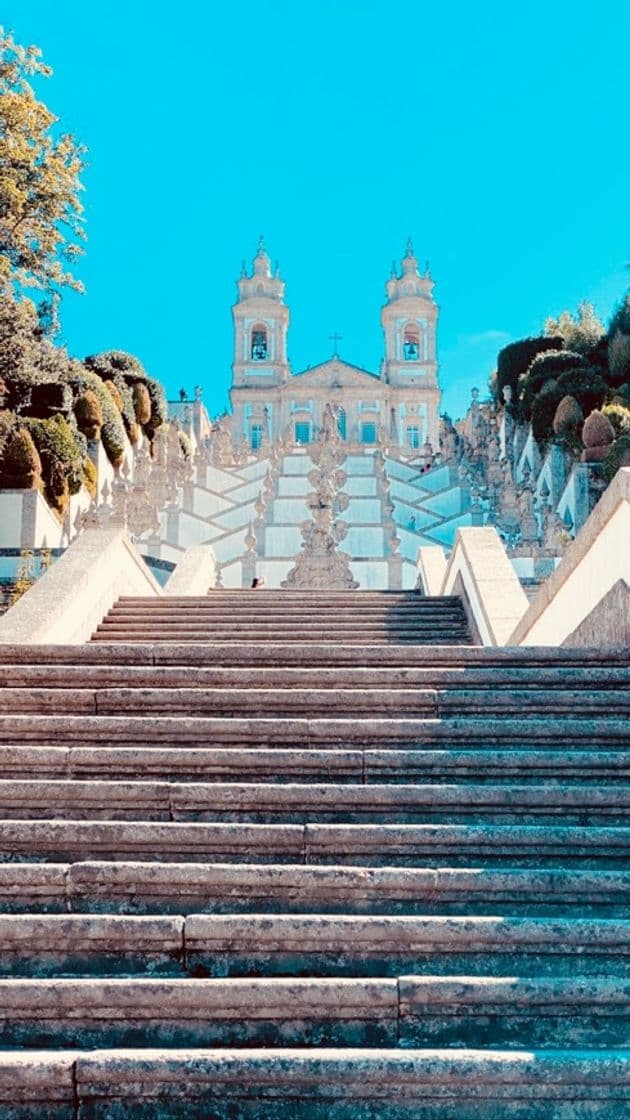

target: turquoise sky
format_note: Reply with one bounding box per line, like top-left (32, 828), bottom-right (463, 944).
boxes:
top-left (6, 1), bottom-right (630, 419)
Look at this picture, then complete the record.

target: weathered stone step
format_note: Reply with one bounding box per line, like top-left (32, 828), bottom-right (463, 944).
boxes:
top-left (4, 861), bottom-right (626, 917)
top-left (0, 913), bottom-right (626, 978)
top-left (9, 1048), bottom-right (629, 1120)
top-left (0, 975), bottom-right (626, 1049)
top-left (1, 820), bottom-right (627, 866)
top-left (0, 780), bottom-right (625, 825)
top-left (1, 642), bottom-right (626, 667)
top-left (0, 687), bottom-right (443, 718)
top-left (176, 913), bottom-right (630, 978)
top-left (2, 662), bottom-right (629, 689)
top-left (2, 714), bottom-right (627, 746)
top-left (3, 686), bottom-right (629, 718)
top-left (91, 631), bottom-right (471, 646)
top-left (2, 745), bottom-right (626, 784)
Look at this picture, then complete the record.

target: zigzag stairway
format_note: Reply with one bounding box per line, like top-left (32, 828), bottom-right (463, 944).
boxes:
top-left (0, 590), bottom-right (628, 1116)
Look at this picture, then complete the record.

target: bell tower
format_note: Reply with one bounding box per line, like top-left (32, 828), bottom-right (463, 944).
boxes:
top-left (381, 240), bottom-right (441, 450)
top-left (232, 238), bottom-right (290, 389)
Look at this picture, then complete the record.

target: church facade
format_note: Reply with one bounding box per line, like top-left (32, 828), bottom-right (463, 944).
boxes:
top-left (229, 239), bottom-right (441, 455)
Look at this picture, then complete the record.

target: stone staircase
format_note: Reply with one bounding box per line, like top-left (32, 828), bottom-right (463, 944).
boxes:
top-left (0, 590), bottom-right (628, 1116)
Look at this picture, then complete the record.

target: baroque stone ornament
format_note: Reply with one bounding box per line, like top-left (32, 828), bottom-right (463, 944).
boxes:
top-left (282, 405), bottom-right (358, 590)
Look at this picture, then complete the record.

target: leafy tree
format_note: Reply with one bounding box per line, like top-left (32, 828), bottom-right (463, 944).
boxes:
top-left (0, 27), bottom-right (85, 297)
top-left (608, 292), bottom-right (630, 388)
top-left (544, 301), bottom-right (605, 355)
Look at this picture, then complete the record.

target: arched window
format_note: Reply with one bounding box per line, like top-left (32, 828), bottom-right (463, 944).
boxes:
top-left (336, 406), bottom-right (347, 440)
top-left (250, 423), bottom-right (263, 451)
top-left (251, 324), bottom-right (268, 361)
top-left (403, 324), bottom-right (420, 361)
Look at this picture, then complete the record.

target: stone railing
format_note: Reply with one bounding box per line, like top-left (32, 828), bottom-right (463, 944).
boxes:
top-left (509, 467), bottom-right (630, 647)
top-left (438, 527), bottom-right (529, 646)
top-left (0, 528), bottom-right (162, 645)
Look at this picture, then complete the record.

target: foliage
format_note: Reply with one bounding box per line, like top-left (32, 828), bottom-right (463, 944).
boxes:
top-left (531, 381), bottom-right (565, 446)
top-left (0, 407), bottom-right (13, 457)
top-left (82, 453), bottom-right (97, 497)
top-left (74, 389), bottom-right (102, 440)
top-left (24, 415), bottom-right (85, 512)
top-left (552, 396), bottom-right (583, 449)
top-left (0, 27), bottom-right (85, 296)
top-left (519, 350), bottom-right (586, 420)
top-left (65, 364), bottom-right (126, 467)
top-left (582, 409), bottom-right (615, 450)
top-left (602, 403), bottom-right (630, 439)
top-left (1, 425), bottom-right (41, 487)
top-left (132, 381), bottom-right (151, 425)
top-left (555, 367), bottom-right (608, 418)
top-left (494, 336), bottom-right (561, 407)
top-left (603, 433), bottom-right (630, 483)
top-left (178, 430), bottom-right (193, 460)
top-left (84, 350), bottom-right (167, 439)
top-left (608, 293), bottom-right (630, 388)
top-left (544, 301), bottom-right (605, 355)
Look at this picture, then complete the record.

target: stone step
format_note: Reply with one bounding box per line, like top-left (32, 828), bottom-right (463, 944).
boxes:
top-left (3, 861), bottom-right (626, 917)
top-left (1, 714), bottom-right (627, 745)
top-left (0, 780), bottom-right (626, 825)
top-left (8, 685), bottom-right (630, 721)
top-left (4, 1047), bottom-right (629, 1120)
top-left (3, 686), bottom-right (629, 718)
top-left (1, 642), bottom-right (626, 666)
top-left (0, 820), bottom-right (627, 866)
top-left (0, 975), bottom-right (626, 1049)
top-left (2, 662), bottom-right (629, 689)
top-left (0, 913), bottom-right (626, 978)
top-left (91, 632), bottom-right (471, 645)
top-left (2, 745), bottom-right (627, 784)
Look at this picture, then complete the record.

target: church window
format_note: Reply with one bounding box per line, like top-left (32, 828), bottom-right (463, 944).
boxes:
top-left (361, 421), bottom-right (377, 444)
top-left (250, 424), bottom-right (263, 451)
top-left (336, 407), bottom-right (347, 440)
top-left (251, 325), bottom-right (268, 361)
top-left (295, 421), bottom-right (311, 444)
top-left (403, 324), bottom-right (420, 361)
top-left (406, 425), bottom-right (420, 449)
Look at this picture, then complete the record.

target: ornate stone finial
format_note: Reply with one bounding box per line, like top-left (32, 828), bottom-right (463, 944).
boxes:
top-left (405, 237), bottom-right (414, 258)
top-left (194, 385), bottom-right (203, 401)
top-left (282, 408), bottom-right (358, 591)
top-left (257, 234), bottom-right (265, 254)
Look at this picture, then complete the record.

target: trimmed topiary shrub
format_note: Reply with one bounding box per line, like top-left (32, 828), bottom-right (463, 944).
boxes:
top-left (178, 431), bottom-right (193, 460)
top-left (552, 395), bottom-right (583, 448)
top-left (74, 390), bottom-right (103, 440)
top-left (84, 350), bottom-right (167, 440)
top-left (603, 403), bottom-right (630, 439)
top-left (25, 416), bottom-right (86, 513)
top-left (581, 409), bottom-right (616, 462)
top-left (132, 382), bottom-right (151, 425)
top-left (519, 350), bottom-right (586, 420)
top-left (1, 428), bottom-right (42, 489)
top-left (82, 455), bottom-right (97, 498)
top-left (103, 379), bottom-right (123, 411)
top-left (603, 433), bottom-right (630, 482)
top-left (556, 367), bottom-right (608, 419)
top-left (66, 366), bottom-right (126, 468)
top-left (495, 336), bottom-right (562, 408)
top-left (531, 381), bottom-right (566, 446)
